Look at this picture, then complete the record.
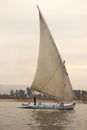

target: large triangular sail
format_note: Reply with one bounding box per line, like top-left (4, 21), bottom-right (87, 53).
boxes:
top-left (63, 64), bottom-right (74, 101)
top-left (31, 6), bottom-right (73, 101)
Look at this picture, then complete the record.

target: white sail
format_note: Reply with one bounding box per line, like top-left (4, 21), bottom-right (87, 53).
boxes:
top-left (31, 6), bottom-right (73, 101)
top-left (63, 64), bottom-right (74, 101)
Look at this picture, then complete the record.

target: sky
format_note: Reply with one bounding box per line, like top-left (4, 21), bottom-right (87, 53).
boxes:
top-left (0, 0), bottom-right (87, 91)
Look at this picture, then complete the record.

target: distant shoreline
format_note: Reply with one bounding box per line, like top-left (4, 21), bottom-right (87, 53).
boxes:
top-left (0, 99), bottom-right (28, 102)
top-left (0, 98), bottom-right (87, 104)
top-left (0, 98), bottom-right (57, 103)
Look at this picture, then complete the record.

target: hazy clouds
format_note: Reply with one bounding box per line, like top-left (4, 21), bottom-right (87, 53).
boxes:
top-left (0, 0), bottom-right (87, 90)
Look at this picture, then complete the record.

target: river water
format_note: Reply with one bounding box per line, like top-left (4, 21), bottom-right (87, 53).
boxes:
top-left (0, 102), bottom-right (87, 130)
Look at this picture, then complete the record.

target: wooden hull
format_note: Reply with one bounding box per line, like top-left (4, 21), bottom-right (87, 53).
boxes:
top-left (20, 103), bottom-right (75, 110)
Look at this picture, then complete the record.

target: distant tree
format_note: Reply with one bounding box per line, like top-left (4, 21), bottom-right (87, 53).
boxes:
top-left (37, 93), bottom-right (41, 98)
top-left (10, 90), bottom-right (15, 98)
top-left (82, 90), bottom-right (85, 97)
top-left (1, 93), bottom-right (9, 98)
top-left (18, 89), bottom-right (26, 99)
top-left (15, 90), bottom-right (19, 98)
top-left (0, 93), bottom-right (3, 98)
top-left (73, 90), bottom-right (87, 101)
top-left (26, 87), bottom-right (32, 97)
top-left (42, 94), bottom-right (48, 98)
top-left (74, 90), bottom-right (81, 100)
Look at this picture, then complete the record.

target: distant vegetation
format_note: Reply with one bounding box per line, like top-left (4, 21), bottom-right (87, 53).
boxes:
top-left (0, 87), bottom-right (48, 99)
top-left (74, 90), bottom-right (87, 103)
top-left (0, 87), bottom-right (87, 103)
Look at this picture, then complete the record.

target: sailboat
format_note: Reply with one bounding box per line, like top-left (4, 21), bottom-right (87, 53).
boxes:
top-left (20, 6), bottom-right (75, 110)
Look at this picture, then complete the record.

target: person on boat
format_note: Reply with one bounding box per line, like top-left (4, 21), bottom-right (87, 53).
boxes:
top-left (34, 95), bottom-right (36, 105)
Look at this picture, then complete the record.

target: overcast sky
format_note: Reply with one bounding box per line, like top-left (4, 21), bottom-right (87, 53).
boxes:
top-left (0, 0), bottom-right (87, 90)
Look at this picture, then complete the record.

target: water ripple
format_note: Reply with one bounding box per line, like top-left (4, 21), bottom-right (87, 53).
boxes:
top-left (0, 102), bottom-right (87, 130)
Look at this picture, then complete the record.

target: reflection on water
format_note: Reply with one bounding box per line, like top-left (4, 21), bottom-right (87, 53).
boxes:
top-left (32, 110), bottom-right (75, 130)
top-left (0, 102), bottom-right (87, 130)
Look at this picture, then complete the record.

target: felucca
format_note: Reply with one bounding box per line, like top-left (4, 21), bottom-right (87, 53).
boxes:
top-left (21, 6), bottom-right (75, 110)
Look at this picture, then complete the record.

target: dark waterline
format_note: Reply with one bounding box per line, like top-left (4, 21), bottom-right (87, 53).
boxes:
top-left (0, 102), bottom-right (87, 130)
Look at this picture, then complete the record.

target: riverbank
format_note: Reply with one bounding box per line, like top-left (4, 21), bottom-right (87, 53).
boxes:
top-left (0, 98), bottom-right (87, 104)
top-left (0, 98), bottom-right (57, 103)
top-left (0, 99), bottom-right (28, 102)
